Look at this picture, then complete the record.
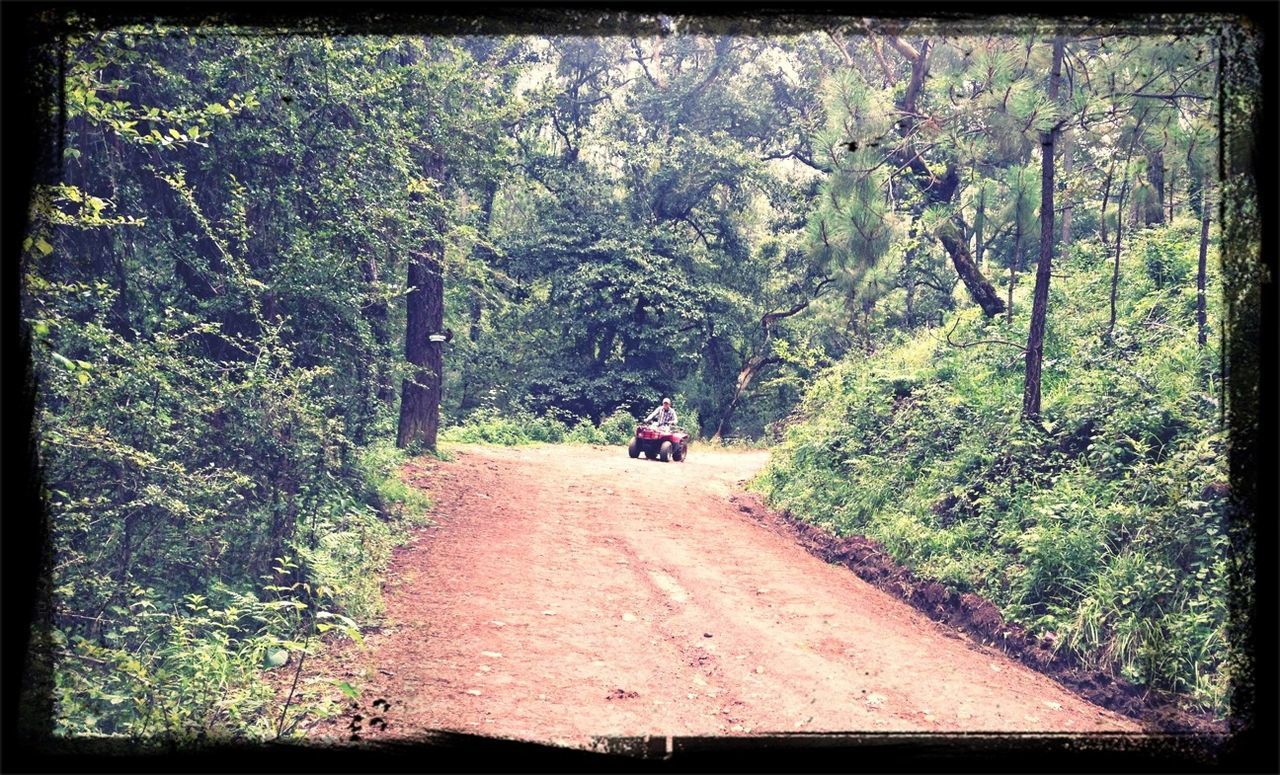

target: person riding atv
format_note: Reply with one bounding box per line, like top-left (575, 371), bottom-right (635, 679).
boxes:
top-left (630, 398), bottom-right (688, 462)
top-left (644, 397), bottom-right (677, 428)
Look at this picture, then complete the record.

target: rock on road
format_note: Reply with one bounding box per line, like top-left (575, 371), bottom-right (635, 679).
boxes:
top-left (310, 443), bottom-right (1139, 746)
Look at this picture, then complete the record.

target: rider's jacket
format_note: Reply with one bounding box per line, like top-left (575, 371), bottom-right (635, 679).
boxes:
top-left (648, 406), bottom-right (677, 426)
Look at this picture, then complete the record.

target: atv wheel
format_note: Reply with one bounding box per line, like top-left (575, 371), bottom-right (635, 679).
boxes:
top-left (673, 445), bottom-right (685, 462)
top-left (627, 438), bottom-right (640, 459)
top-left (659, 441), bottom-right (673, 462)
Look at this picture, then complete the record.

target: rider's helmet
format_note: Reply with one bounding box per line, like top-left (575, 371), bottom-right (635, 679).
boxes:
top-left (662, 397), bottom-right (671, 406)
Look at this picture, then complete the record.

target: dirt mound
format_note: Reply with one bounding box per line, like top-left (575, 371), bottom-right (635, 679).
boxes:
top-left (727, 492), bottom-right (1227, 736)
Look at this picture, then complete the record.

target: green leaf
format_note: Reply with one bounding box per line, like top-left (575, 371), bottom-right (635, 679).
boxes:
top-left (335, 681), bottom-right (359, 700)
top-left (35, 238), bottom-right (53, 256)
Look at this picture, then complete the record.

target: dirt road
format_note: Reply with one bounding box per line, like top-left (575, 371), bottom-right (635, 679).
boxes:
top-left (309, 443), bottom-right (1139, 746)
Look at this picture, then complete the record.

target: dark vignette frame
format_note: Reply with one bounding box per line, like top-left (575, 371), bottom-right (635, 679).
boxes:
top-left (2, 2), bottom-right (1273, 772)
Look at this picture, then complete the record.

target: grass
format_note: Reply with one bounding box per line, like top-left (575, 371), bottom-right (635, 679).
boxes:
top-left (755, 220), bottom-right (1235, 715)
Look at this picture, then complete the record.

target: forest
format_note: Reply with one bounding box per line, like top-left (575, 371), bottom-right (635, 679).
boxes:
top-left (10, 9), bottom-right (1265, 748)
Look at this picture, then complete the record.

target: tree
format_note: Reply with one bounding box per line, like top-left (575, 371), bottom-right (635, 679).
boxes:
top-left (1021, 36), bottom-right (1064, 422)
top-left (394, 37), bottom-right (525, 450)
top-left (397, 153), bottom-right (447, 449)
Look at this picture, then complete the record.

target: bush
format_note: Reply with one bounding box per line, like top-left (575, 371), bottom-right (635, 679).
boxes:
top-left (599, 408), bottom-right (640, 445)
top-left (442, 406), bottom-right (645, 447)
top-left (49, 562), bottom-right (355, 742)
top-left (756, 222), bottom-right (1232, 714)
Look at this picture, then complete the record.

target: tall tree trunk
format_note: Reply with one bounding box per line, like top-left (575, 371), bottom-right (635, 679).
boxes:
top-left (397, 151), bottom-right (447, 450)
top-left (1060, 128), bottom-right (1073, 246)
top-left (1099, 160), bottom-right (1115, 246)
top-left (883, 34), bottom-right (1004, 317)
top-left (904, 215), bottom-right (919, 328)
top-left (1007, 201), bottom-right (1022, 324)
top-left (974, 184), bottom-right (987, 272)
top-left (1196, 181), bottom-right (1211, 348)
top-left (1107, 176), bottom-right (1131, 339)
top-left (1144, 148), bottom-right (1165, 225)
top-left (938, 230), bottom-right (1005, 317)
top-left (904, 247), bottom-right (916, 329)
top-left (1103, 109), bottom-right (1149, 341)
top-left (1021, 37), bottom-right (1064, 422)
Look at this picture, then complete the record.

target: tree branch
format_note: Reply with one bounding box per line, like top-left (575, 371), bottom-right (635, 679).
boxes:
top-left (866, 29), bottom-right (895, 86)
top-left (885, 36), bottom-right (921, 63)
top-left (1125, 91), bottom-right (1212, 101)
top-left (826, 28), bottom-right (854, 68)
top-left (630, 37), bottom-right (662, 89)
top-left (760, 148), bottom-right (828, 173)
top-left (945, 314), bottom-right (1026, 352)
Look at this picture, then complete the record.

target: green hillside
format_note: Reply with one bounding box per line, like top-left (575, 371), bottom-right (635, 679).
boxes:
top-left (757, 220), bottom-right (1236, 714)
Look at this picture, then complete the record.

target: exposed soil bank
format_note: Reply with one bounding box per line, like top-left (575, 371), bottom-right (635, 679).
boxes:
top-left (728, 491), bottom-right (1229, 736)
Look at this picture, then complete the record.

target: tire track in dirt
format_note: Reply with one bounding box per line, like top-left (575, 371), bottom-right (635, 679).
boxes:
top-left (305, 444), bottom-right (1141, 747)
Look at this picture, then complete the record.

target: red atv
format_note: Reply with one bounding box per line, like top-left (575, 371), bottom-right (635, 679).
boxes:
top-left (628, 424), bottom-right (689, 462)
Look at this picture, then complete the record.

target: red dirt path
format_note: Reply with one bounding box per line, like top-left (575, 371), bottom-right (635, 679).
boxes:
top-left (306, 443), bottom-right (1140, 747)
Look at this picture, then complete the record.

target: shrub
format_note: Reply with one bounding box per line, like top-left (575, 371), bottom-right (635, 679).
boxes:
top-left (442, 406), bottom-right (646, 447)
top-left (49, 562), bottom-right (354, 742)
top-left (756, 222), bottom-right (1232, 714)
top-left (599, 408), bottom-right (640, 445)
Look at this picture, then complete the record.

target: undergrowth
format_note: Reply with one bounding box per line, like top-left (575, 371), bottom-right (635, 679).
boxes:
top-left (440, 406), bottom-right (640, 447)
top-left (42, 440), bottom-right (430, 744)
top-left (441, 406), bottom-right (770, 450)
top-left (756, 220), bottom-right (1238, 716)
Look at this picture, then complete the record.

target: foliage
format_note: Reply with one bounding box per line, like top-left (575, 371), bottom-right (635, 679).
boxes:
top-left (757, 221), bottom-right (1233, 713)
top-left (441, 35), bottom-right (831, 440)
top-left (20, 18), bottom-right (1237, 741)
top-left (24, 29), bottom-right (435, 741)
top-left (439, 406), bottom-right (638, 447)
top-left (49, 560), bottom-right (357, 742)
